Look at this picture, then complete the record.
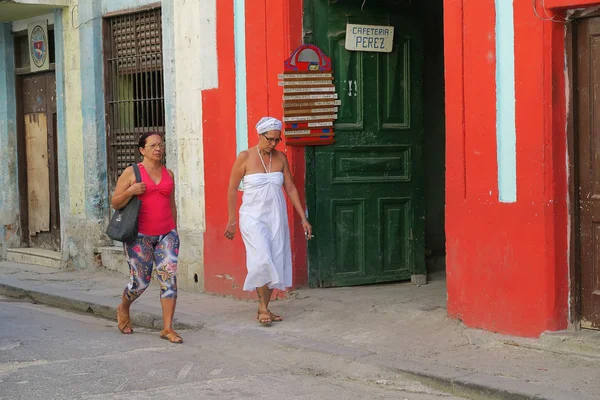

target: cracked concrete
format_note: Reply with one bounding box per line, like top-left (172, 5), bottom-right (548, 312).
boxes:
top-left (0, 262), bottom-right (598, 399)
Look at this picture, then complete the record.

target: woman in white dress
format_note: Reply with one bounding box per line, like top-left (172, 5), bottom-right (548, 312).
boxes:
top-left (225, 117), bottom-right (313, 324)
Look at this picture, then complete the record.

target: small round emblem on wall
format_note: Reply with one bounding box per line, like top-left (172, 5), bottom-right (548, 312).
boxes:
top-left (30, 25), bottom-right (47, 68)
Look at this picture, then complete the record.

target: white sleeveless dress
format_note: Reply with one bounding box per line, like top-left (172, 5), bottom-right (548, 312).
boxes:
top-left (239, 153), bottom-right (292, 291)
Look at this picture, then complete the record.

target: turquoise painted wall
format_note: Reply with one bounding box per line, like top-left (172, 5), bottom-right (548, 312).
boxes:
top-left (78, 1), bottom-right (108, 221)
top-left (0, 23), bottom-right (19, 257)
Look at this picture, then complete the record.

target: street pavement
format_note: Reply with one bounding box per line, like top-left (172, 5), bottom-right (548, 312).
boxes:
top-left (0, 296), bottom-right (466, 400)
top-left (1, 262), bottom-right (599, 400)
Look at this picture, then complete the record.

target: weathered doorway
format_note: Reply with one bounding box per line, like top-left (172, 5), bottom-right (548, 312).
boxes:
top-left (575, 16), bottom-right (600, 329)
top-left (17, 72), bottom-right (60, 251)
top-left (307, 0), bottom-right (425, 287)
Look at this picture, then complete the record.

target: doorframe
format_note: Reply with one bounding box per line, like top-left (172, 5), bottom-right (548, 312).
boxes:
top-left (566, 10), bottom-right (600, 329)
top-left (14, 71), bottom-right (60, 249)
top-left (566, 17), bottom-right (580, 329)
top-left (13, 27), bottom-right (59, 248)
top-left (302, 0), bottom-right (322, 287)
top-left (15, 75), bottom-right (28, 247)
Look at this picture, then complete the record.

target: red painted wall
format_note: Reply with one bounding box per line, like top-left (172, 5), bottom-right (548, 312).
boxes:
top-left (546, 0), bottom-right (600, 8)
top-left (443, 0), bottom-right (570, 337)
top-left (203, 0), bottom-right (306, 299)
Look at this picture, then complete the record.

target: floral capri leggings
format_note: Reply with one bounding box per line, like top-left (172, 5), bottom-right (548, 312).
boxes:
top-left (123, 229), bottom-right (179, 301)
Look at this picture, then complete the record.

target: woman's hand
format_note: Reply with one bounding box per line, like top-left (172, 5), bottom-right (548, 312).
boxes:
top-left (224, 221), bottom-right (237, 240)
top-left (128, 182), bottom-right (146, 196)
top-left (226, 151), bottom-right (247, 241)
top-left (302, 220), bottom-right (313, 240)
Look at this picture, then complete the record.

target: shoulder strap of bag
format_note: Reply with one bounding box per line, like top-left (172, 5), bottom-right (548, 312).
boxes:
top-left (132, 163), bottom-right (142, 183)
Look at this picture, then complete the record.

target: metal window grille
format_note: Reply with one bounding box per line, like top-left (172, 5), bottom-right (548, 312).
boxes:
top-left (104, 7), bottom-right (164, 192)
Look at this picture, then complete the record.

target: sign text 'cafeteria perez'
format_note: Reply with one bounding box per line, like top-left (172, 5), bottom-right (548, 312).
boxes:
top-left (345, 24), bottom-right (395, 53)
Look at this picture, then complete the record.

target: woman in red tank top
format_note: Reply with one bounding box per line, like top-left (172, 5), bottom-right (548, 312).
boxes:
top-left (110, 132), bottom-right (182, 343)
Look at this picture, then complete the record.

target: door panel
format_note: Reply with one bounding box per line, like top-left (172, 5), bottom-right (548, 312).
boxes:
top-left (25, 113), bottom-right (50, 235)
top-left (576, 17), bottom-right (600, 329)
top-left (311, 0), bottom-right (424, 287)
top-left (20, 73), bottom-right (60, 251)
top-left (379, 39), bottom-right (410, 129)
top-left (380, 198), bottom-right (411, 274)
top-left (330, 34), bottom-right (363, 128)
top-left (332, 199), bottom-right (365, 276)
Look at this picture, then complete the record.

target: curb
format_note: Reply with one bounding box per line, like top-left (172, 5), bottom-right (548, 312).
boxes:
top-left (391, 368), bottom-right (551, 400)
top-left (0, 281), bottom-right (203, 331)
top-left (210, 323), bottom-right (579, 400)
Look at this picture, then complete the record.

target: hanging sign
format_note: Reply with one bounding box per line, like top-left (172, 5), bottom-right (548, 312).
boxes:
top-left (283, 94), bottom-right (338, 101)
top-left (278, 80), bottom-right (333, 86)
top-left (278, 73), bottom-right (332, 79)
top-left (280, 44), bottom-right (339, 147)
top-left (283, 86), bottom-right (336, 93)
top-left (28, 20), bottom-right (50, 72)
top-left (285, 107), bottom-right (338, 115)
top-left (283, 100), bottom-right (341, 108)
top-left (345, 24), bottom-right (394, 53)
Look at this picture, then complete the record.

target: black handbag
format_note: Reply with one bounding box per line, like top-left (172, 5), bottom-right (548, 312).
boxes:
top-left (106, 164), bottom-right (142, 243)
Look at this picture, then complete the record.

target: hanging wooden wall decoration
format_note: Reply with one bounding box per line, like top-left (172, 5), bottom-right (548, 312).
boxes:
top-left (279, 44), bottom-right (340, 147)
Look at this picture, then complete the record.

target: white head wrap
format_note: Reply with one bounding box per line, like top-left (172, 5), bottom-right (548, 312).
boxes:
top-left (255, 117), bottom-right (282, 134)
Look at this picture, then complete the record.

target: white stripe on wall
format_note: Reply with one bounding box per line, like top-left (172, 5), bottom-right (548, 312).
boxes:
top-left (495, 0), bottom-right (517, 203)
top-left (234, 0), bottom-right (248, 155)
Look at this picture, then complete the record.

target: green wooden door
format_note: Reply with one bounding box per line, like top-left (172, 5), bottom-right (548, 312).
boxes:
top-left (308, 0), bottom-right (425, 287)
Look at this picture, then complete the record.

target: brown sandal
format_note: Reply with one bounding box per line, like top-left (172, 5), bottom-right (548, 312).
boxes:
top-left (116, 306), bottom-right (133, 334)
top-left (160, 328), bottom-right (183, 343)
top-left (267, 310), bottom-right (283, 322)
top-left (257, 311), bottom-right (272, 325)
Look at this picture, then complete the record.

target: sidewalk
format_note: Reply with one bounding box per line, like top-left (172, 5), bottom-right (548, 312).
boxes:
top-left (0, 261), bottom-right (597, 400)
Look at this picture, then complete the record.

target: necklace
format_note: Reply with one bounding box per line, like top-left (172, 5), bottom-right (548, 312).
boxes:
top-left (258, 148), bottom-right (272, 174)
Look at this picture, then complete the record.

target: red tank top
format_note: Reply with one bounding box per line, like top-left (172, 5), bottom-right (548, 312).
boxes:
top-left (137, 164), bottom-right (176, 235)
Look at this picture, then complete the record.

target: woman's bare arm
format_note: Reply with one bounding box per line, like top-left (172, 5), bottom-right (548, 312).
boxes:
top-left (168, 169), bottom-right (177, 229)
top-left (227, 151), bottom-right (248, 225)
top-left (281, 152), bottom-right (313, 239)
top-left (111, 167), bottom-right (145, 210)
top-left (281, 153), bottom-right (306, 220)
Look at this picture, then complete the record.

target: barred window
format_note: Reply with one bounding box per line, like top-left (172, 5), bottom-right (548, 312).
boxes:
top-left (103, 7), bottom-right (165, 192)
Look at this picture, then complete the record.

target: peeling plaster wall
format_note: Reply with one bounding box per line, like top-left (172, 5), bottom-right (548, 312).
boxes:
top-left (29, 0), bottom-right (212, 280)
top-left (1, 1), bottom-right (179, 268)
top-left (0, 23), bottom-right (20, 258)
top-left (167, 0), bottom-right (217, 291)
top-left (63, 2), bottom-right (84, 217)
top-left (60, 1), bottom-right (90, 267)
top-left (65, 0), bottom-right (111, 269)
top-left (60, 0), bottom-right (168, 269)
top-left (50, 0), bottom-right (175, 270)
top-left (78, 0), bottom-right (107, 222)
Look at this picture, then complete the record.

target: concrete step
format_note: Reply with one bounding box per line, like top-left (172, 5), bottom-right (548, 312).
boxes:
top-left (97, 246), bottom-right (129, 276)
top-left (538, 329), bottom-right (600, 358)
top-left (5, 248), bottom-right (62, 269)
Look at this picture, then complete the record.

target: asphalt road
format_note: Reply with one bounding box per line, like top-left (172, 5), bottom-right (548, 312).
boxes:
top-left (0, 297), bottom-right (466, 400)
